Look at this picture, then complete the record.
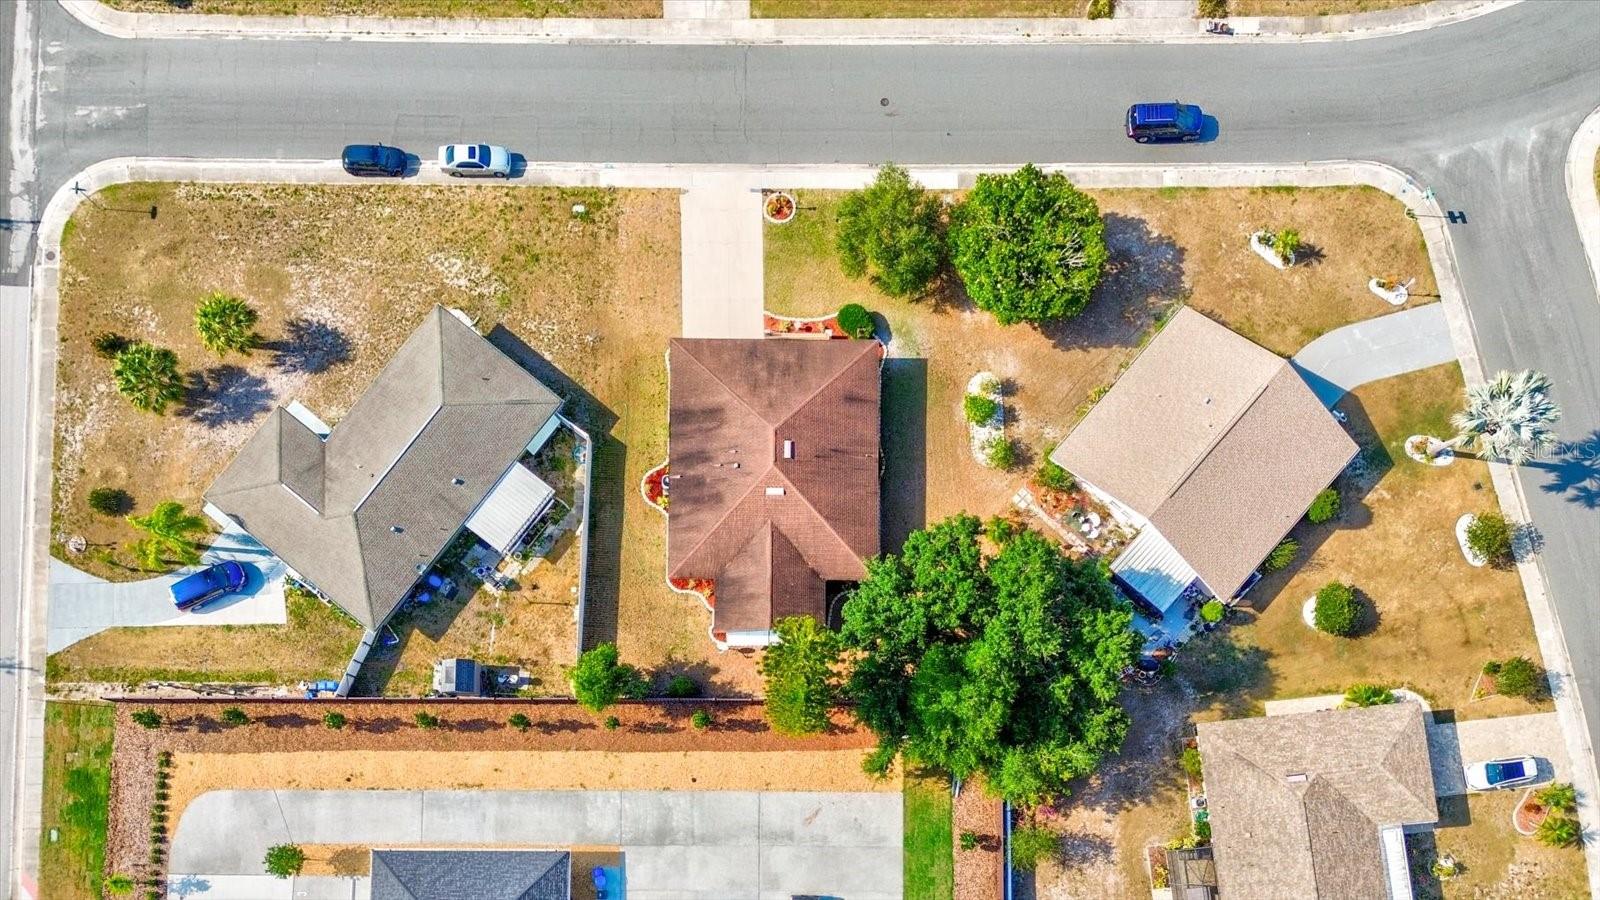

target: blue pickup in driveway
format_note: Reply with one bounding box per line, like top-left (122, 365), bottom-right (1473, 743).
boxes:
top-left (170, 561), bottom-right (248, 611)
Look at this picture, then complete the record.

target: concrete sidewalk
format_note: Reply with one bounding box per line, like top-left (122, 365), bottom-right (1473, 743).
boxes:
top-left (680, 179), bottom-right (765, 339)
top-left (1290, 303), bottom-right (1456, 407)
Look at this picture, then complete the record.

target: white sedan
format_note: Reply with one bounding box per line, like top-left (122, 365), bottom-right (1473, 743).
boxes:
top-left (1464, 756), bottom-right (1539, 791)
top-left (438, 143), bottom-right (511, 178)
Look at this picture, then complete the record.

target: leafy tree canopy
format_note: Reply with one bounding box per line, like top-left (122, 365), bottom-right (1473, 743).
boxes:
top-left (949, 164), bottom-right (1108, 326)
top-left (841, 515), bottom-right (1139, 805)
top-left (836, 164), bottom-right (945, 298)
top-left (569, 642), bottom-right (648, 713)
top-left (760, 615), bottom-right (842, 735)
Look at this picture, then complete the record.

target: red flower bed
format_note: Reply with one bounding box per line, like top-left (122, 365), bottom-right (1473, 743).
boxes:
top-left (670, 577), bottom-right (716, 608)
top-left (1516, 793), bottom-right (1551, 833)
top-left (644, 464), bottom-right (668, 506)
top-left (763, 313), bottom-right (850, 339)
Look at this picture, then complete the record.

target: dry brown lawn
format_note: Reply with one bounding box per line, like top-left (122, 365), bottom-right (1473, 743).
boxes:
top-left (1226, 0), bottom-right (1427, 16)
top-left (754, 0), bottom-right (1084, 16)
top-left (1179, 363), bottom-right (1548, 722)
top-left (1412, 793), bottom-right (1589, 899)
top-left (102, 0), bottom-right (661, 17)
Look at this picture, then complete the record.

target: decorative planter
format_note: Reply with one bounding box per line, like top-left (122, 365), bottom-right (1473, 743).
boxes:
top-left (966, 371), bottom-right (1005, 467)
top-left (1250, 231), bottom-right (1291, 270)
top-left (1368, 277), bottom-right (1413, 306)
top-left (1456, 513), bottom-right (1487, 567)
top-left (1405, 435), bottom-right (1455, 466)
top-left (640, 461), bottom-right (670, 516)
top-left (762, 191), bottom-right (796, 224)
top-left (1514, 790), bottom-right (1549, 837)
top-left (1302, 596), bottom-right (1319, 630)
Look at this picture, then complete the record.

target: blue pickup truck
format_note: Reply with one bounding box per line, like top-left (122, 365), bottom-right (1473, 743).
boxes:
top-left (170, 561), bottom-right (248, 611)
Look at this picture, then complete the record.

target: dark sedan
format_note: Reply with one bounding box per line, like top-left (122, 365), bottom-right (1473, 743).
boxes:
top-left (341, 143), bottom-right (406, 177)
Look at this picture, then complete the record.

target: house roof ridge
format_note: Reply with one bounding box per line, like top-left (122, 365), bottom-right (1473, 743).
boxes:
top-left (1156, 359), bottom-right (1284, 513)
top-left (779, 339), bottom-right (879, 431)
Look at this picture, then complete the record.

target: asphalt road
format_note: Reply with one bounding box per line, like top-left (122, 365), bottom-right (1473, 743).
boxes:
top-left (4, 0), bottom-right (1600, 895)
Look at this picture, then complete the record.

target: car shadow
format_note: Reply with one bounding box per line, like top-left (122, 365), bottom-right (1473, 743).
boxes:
top-left (1198, 114), bottom-right (1221, 143)
top-left (401, 153), bottom-right (424, 178)
top-left (508, 153), bottom-right (529, 179)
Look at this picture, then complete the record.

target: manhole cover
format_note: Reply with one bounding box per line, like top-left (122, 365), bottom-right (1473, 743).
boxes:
top-left (45, 250), bottom-right (56, 262)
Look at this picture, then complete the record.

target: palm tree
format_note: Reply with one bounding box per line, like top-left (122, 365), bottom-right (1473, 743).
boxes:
top-left (1536, 813), bottom-right (1582, 848)
top-left (126, 501), bottom-right (207, 569)
top-left (195, 292), bottom-right (260, 356)
top-left (112, 342), bottom-right (185, 414)
top-left (1447, 369), bottom-right (1562, 465)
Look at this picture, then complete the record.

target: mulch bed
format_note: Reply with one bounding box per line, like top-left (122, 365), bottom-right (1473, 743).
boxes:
top-left (107, 698), bottom-right (872, 889)
top-left (954, 775), bottom-right (1006, 900)
top-left (1515, 791), bottom-right (1550, 834)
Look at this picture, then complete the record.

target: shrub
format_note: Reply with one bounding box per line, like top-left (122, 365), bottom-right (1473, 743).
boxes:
top-left (322, 712), bottom-right (347, 730)
top-left (950, 164), bottom-right (1108, 325)
top-left (1263, 537), bottom-right (1299, 572)
top-left (87, 487), bottom-right (133, 516)
top-left (131, 709), bottom-right (162, 730)
top-left (690, 709), bottom-right (713, 729)
top-left (1198, 600), bottom-right (1225, 624)
top-left (264, 844), bottom-right (306, 878)
top-left (1009, 824), bottom-right (1060, 872)
top-left (1271, 228), bottom-right (1302, 265)
top-left (1307, 488), bottom-right (1341, 524)
top-left (983, 435), bottom-right (1015, 470)
top-left (92, 332), bottom-right (131, 359)
top-left (219, 707), bottom-right (249, 727)
top-left (665, 674), bottom-right (701, 698)
top-left (959, 830), bottom-right (980, 851)
top-left (413, 711), bottom-right (442, 730)
top-left (603, 715), bottom-right (621, 731)
top-left (835, 164), bottom-right (945, 298)
top-left (1180, 747), bottom-right (1203, 780)
top-left (837, 302), bottom-right (875, 339)
top-left (1482, 659), bottom-right (1503, 675)
top-left (1193, 819), bottom-right (1212, 843)
top-left (1313, 582), bottom-right (1360, 636)
top-left (112, 342), bottom-right (185, 414)
top-left (985, 515), bottom-right (1018, 546)
top-left (570, 643), bottom-right (648, 713)
top-left (508, 712), bottom-right (532, 732)
top-left (1537, 814), bottom-right (1582, 848)
top-left (964, 394), bottom-right (999, 425)
top-left (1539, 782), bottom-right (1577, 813)
top-left (1495, 655), bottom-right (1545, 700)
top-left (194, 292), bottom-right (260, 356)
top-left (761, 616), bottom-right (841, 735)
top-left (1344, 683), bottom-right (1396, 707)
top-left (1431, 854), bottom-right (1460, 880)
top-left (1035, 453), bottom-right (1075, 493)
top-left (107, 874), bottom-right (135, 895)
top-left (1198, 0), bottom-right (1227, 17)
top-left (1086, 0), bottom-right (1114, 18)
top-left (1466, 511), bottom-right (1515, 566)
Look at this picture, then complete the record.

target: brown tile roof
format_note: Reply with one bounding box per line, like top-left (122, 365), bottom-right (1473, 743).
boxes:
top-left (205, 306), bottom-right (563, 629)
top-left (1197, 703), bottom-right (1439, 900)
top-left (1050, 308), bottom-right (1357, 598)
top-left (667, 338), bottom-right (881, 634)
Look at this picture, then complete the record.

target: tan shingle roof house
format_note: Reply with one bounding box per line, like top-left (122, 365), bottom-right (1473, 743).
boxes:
top-left (1049, 308), bottom-right (1357, 631)
top-left (1198, 703), bottom-right (1439, 900)
top-left (206, 306), bottom-right (566, 633)
top-left (667, 338), bottom-right (881, 648)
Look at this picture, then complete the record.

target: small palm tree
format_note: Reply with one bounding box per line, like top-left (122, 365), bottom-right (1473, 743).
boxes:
top-left (1538, 782), bottom-right (1578, 813)
top-left (126, 501), bottom-right (207, 569)
top-left (1536, 814), bottom-right (1582, 848)
top-left (112, 343), bottom-right (185, 414)
top-left (195, 292), bottom-right (260, 356)
top-left (1448, 370), bottom-right (1561, 465)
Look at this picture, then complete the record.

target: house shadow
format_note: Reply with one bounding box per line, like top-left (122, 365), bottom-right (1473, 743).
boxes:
top-left (179, 365), bottom-right (274, 428)
top-left (880, 357), bottom-right (927, 554)
top-left (268, 317), bottom-right (353, 375)
top-left (487, 325), bottom-right (622, 650)
top-left (1531, 429), bottom-right (1600, 509)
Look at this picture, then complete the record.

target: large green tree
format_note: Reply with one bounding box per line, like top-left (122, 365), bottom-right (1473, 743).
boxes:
top-left (948, 164), bottom-right (1108, 326)
top-left (569, 643), bottom-right (648, 713)
top-left (835, 164), bottom-right (945, 298)
top-left (111, 342), bottom-right (185, 414)
top-left (760, 615), bottom-right (842, 735)
top-left (841, 515), bottom-right (1138, 805)
top-left (195, 292), bottom-right (261, 356)
top-left (126, 500), bottom-right (208, 569)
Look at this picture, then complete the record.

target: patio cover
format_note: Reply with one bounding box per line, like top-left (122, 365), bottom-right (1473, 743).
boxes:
top-left (1110, 527), bottom-right (1198, 614)
top-left (465, 463), bottom-right (556, 554)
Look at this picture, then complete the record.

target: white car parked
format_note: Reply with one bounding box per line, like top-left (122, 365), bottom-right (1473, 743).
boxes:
top-left (1464, 756), bottom-right (1539, 791)
top-left (438, 143), bottom-right (511, 178)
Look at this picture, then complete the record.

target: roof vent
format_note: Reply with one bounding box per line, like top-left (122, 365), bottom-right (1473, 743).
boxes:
top-left (765, 486), bottom-right (785, 496)
top-left (782, 440), bottom-right (795, 459)
top-left (1286, 772), bottom-right (1308, 783)
top-left (452, 477), bottom-right (465, 486)
top-left (390, 525), bottom-right (404, 534)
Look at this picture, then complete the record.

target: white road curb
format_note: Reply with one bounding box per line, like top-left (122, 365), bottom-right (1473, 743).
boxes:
top-left (57, 0), bottom-right (1515, 45)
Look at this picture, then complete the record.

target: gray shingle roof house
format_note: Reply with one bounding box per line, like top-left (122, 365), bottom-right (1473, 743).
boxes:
top-left (1049, 308), bottom-right (1357, 620)
top-left (667, 338), bottom-right (881, 648)
top-left (370, 848), bottom-right (570, 900)
top-left (1198, 703), bottom-right (1439, 900)
top-left (205, 306), bottom-right (564, 630)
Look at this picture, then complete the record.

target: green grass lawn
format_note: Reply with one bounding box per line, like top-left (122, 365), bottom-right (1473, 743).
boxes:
top-left (40, 701), bottom-right (115, 900)
top-left (905, 771), bottom-right (955, 900)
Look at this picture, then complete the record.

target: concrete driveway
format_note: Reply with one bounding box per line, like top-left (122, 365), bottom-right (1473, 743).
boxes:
top-left (46, 530), bottom-right (287, 653)
top-left (171, 788), bottom-right (902, 900)
top-left (1427, 712), bottom-right (1571, 795)
top-left (1290, 304), bottom-right (1456, 408)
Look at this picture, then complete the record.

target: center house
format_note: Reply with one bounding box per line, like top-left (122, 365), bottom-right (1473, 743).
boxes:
top-left (666, 338), bottom-right (883, 649)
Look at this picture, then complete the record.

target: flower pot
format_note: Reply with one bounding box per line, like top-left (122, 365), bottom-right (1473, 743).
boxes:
top-left (1250, 231), bottom-right (1290, 270)
top-left (762, 191), bottom-right (796, 224)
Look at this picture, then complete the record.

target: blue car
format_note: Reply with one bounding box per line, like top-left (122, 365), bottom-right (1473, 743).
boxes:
top-left (341, 143), bottom-right (406, 177)
top-left (1126, 102), bottom-right (1204, 144)
top-left (170, 561), bottom-right (248, 611)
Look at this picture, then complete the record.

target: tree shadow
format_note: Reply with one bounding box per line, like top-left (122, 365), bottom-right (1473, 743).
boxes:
top-left (881, 357), bottom-right (927, 554)
top-left (1531, 429), bottom-right (1600, 509)
top-left (1175, 623), bottom-right (1277, 720)
top-left (647, 656), bottom-right (739, 698)
top-left (1293, 243), bottom-right (1328, 267)
top-left (178, 365), bottom-right (274, 428)
top-left (1033, 213), bottom-right (1187, 355)
top-left (268, 317), bottom-right (353, 375)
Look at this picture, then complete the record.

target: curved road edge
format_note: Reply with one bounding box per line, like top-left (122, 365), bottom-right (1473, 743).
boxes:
top-left (11, 153), bottom-right (1600, 897)
top-left (1566, 104), bottom-right (1600, 300)
top-left (55, 0), bottom-right (1517, 46)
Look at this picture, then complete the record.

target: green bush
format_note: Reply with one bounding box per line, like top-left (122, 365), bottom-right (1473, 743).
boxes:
top-left (570, 643), bottom-right (649, 712)
top-left (264, 844), bottom-right (306, 879)
top-left (1180, 747), bottom-right (1203, 780)
top-left (107, 874), bottom-right (135, 895)
top-left (112, 342), bottom-right (185, 414)
top-left (1494, 655), bottom-right (1544, 700)
top-left (761, 616), bottom-right (841, 735)
top-left (195, 292), bottom-right (260, 356)
top-left (1313, 582), bottom-right (1360, 636)
top-left (88, 487), bottom-right (133, 516)
top-left (835, 164), bottom-right (945, 298)
top-left (665, 674), bottom-right (701, 698)
top-left (1307, 488), bottom-right (1341, 524)
top-left (131, 709), bottom-right (162, 730)
top-left (690, 709), bottom-right (713, 730)
top-left (964, 394), bottom-right (999, 425)
top-left (1263, 537), bottom-right (1299, 572)
top-left (1009, 824), bottom-right (1060, 872)
top-left (1035, 452), bottom-right (1075, 493)
top-left (219, 707), bottom-right (249, 727)
top-left (837, 303), bottom-right (875, 339)
top-left (604, 715), bottom-right (621, 731)
top-left (1271, 228), bottom-right (1303, 265)
top-left (322, 712), bottom-right (347, 730)
top-left (984, 435), bottom-right (1015, 470)
top-left (1482, 659), bottom-right (1502, 675)
top-left (1537, 815), bottom-right (1581, 848)
top-left (508, 713), bottom-right (532, 732)
top-left (1193, 820), bottom-right (1212, 843)
top-left (92, 332), bottom-right (132, 359)
top-left (985, 515), bottom-right (1019, 546)
top-left (1086, 0), bottom-right (1114, 18)
top-left (1198, 0), bottom-right (1227, 17)
top-left (1198, 601), bottom-right (1225, 624)
top-left (1539, 782), bottom-right (1577, 813)
top-left (1466, 511), bottom-right (1515, 567)
top-left (1344, 683), bottom-right (1396, 707)
top-left (413, 711), bottom-right (442, 730)
top-left (950, 164), bottom-right (1108, 326)
top-left (959, 830), bottom-right (980, 851)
